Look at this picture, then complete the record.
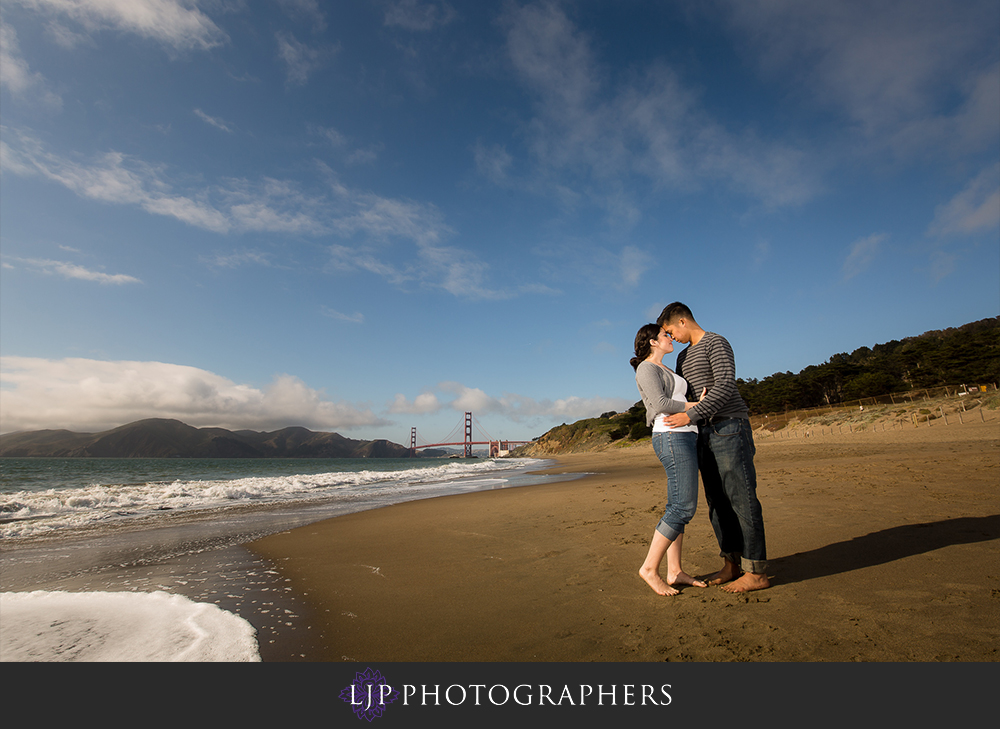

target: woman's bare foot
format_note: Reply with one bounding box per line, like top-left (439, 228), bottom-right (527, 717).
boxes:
top-left (703, 560), bottom-right (741, 586)
top-left (720, 572), bottom-right (770, 593)
top-left (667, 570), bottom-right (707, 588)
top-left (639, 566), bottom-right (679, 596)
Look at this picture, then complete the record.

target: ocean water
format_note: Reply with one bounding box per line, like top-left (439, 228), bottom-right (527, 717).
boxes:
top-left (0, 456), bottom-right (556, 539)
top-left (0, 455), bottom-right (567, 662)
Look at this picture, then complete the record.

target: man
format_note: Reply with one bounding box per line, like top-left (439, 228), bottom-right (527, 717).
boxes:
top-left (658, 302), bottom-right (770, 593)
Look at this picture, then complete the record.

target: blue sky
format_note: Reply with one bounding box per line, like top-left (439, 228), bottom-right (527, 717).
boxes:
top-left (1, 0), bottom-right (998, 445)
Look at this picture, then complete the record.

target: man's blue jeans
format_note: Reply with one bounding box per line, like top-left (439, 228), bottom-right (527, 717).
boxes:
top-left (651, 430), bottom-right (699, 541)
top-left (697, 417), bottom-right (768, 574)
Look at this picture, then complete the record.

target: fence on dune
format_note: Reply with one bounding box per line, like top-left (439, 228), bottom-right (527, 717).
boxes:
top-left (749, 382), bottom-right (999, 439)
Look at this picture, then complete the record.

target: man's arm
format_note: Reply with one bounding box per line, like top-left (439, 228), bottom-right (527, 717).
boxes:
top-left (673, 334), bottom-right (739, 424)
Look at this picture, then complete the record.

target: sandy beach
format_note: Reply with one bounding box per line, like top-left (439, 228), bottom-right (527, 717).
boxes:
top-left (249, 415), bottom-right (999, 662)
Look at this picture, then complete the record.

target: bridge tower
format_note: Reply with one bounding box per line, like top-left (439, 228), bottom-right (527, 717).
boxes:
top-left (464, 412), bottom-right (473, 457)
top-left (410, 426), bottom-right (416, 456)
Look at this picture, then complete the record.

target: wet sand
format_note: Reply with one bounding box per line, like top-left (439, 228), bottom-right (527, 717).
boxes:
top-left (249, 415), bottom-right (1000, 662)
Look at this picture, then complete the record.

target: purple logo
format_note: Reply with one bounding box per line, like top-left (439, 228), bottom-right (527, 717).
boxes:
top-left (340, 667), bottom-right (400, 721)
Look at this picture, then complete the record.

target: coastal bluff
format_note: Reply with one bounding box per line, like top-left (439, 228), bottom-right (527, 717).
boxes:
top-left (0, 418), bottom-right (415, 459)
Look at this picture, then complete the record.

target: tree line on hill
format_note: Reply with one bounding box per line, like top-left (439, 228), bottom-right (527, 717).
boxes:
top-left (736, 317), bottom-right (999, 415)
top-left (513, 317), bottom-right (998, 456)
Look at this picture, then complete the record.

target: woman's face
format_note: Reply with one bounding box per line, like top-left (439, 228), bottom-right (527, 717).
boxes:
top-left (650, 329), bottom-right (674, 355)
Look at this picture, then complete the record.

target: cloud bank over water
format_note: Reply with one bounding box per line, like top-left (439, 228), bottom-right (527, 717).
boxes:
top-left (0, 357), bottom-right (633, 436)
top-left (0, 357), bottom-right (386, 434)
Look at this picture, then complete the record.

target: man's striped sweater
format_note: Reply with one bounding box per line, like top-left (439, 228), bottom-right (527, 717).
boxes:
top-left (675, 331), bottom-right (750, 423)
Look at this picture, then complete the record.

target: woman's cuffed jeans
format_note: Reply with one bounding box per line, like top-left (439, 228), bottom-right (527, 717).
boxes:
top-left (651, 430), bottom-right (699, 541)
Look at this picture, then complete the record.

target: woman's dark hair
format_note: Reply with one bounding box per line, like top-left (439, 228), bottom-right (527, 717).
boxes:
top-left (630, 323), bottom-right (661, 371)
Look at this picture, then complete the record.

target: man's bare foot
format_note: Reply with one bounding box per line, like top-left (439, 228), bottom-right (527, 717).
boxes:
top-left (703, 561), bottom-right (741, 586)
top-left (667, 570), bottom-right (707, 588)
top-left (639, 566), bottom-right (679, 596)
top-left (720, 572), bottom-right (770, 593)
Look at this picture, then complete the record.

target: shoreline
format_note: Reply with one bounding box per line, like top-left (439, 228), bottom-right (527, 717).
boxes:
top-left (2, 415), bottom-right (996, 662)
top-left (249, 416), bottom-right (999, 662)
top-left (0, 457), bottom-right (570, 661)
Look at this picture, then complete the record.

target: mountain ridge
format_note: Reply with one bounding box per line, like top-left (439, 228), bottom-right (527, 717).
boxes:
top-left (0, 418), bottom-right (417, 459)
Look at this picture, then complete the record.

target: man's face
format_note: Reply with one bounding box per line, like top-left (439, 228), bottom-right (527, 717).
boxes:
top-left (661, 319), bottom-right (691, 344)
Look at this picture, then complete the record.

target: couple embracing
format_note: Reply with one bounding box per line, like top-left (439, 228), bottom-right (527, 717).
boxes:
top-left (630, 302), bottom-right (769, 595)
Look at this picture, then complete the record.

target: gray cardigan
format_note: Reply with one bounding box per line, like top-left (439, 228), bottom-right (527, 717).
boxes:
top-left (635, 360), bottom-right (687, 427)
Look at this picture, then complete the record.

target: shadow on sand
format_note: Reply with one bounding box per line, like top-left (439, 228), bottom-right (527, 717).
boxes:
top-left (769, 514), bottom-right (1000, 584)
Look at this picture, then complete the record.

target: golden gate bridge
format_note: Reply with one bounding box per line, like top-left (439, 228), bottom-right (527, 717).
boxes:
top-left (409, 412), bottom-right (530, 457)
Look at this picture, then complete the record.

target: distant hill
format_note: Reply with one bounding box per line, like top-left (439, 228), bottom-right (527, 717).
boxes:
top-left (0, 419), bottom-right (420, 459)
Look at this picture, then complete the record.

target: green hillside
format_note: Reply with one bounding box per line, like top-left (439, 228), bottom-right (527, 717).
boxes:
top-left (737, 317), bottom-right (998, 414)
top-left (513, 316), bottom-right (999, 456)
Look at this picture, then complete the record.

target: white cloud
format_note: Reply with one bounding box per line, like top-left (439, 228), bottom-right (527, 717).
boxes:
top-left (320, 307), bottom-right (364, 324)
top-left (0, 129), bottom-right (446, 241)
top-left (328, 237), bottom-right (555, 301)
top-left (0, 23), bottom-right (62, 108)
top-left (312, 124), bottom-right (347, 147)
top-left (439, 382), bottom-right (501, 413)
top-left (473, 141), bottom-right (513, 185)
top-left (383, 0), bottom-right (456, 31)
top-left (390, 381), bottom-right (633, 424)
top-left (276, 30), bottom-right (327, 86)
top-left (843, 233), bottom-right (886, 280)
top-left (497, 392), bottom-right (633, 423)
top-left (331, 190), bottom-right (450, 245)
top-left (1, 128), bottom-right (232, 232)
top-left (221, 177), bottom-right (329, 235)
top-left (204, 249), bottom-right (273, 268)
top-left (327, 244), bottom-right (407, 284)
top-left (503, 2), bottom-right (600, 119)
top-left (11, 0), bottom-right (227, 51)
top-left (928, 250), bottom-right (957, 283)
top-left (388, 392), bottom-right (442, 414)
top-left (309, 125), bottom-right (382, 164)
top-left (0, 357), bottom-right (387, 434)
top-left (194, 108), bottom-right (234, 133)
top-left (499, 2), bottom-right (818, 212)
top-left (416, 242), bottom-right (508, 300)
top-left (345, 144), bottom-right (383, 166)
top-left (0, 361), bottom-right (630, 437)
top-left (618, 245), bottom-right (653, 288)
top-left (533, 238), bottom-right (655, 291)
top-left (1, 24), bottom-right (36, 94)
top-left (713, 0), bottom-right (1000, 156)
top-left (1, 131), bottom-right (543, 301)
top-left (322, 185), bottom-right (529, 300)
top-left (928, 163), bottom-right (1000, 237)
top-left (5, 257), bottom-right (141, 284)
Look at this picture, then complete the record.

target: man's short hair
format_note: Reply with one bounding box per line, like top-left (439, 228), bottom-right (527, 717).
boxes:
top-left (657, 302), bottom-right (693, 327)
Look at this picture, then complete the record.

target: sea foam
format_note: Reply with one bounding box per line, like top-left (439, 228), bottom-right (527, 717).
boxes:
top-left (0, 590), bottom-right (260, 662)
top-left (0, 458), bottom-right (549, 538)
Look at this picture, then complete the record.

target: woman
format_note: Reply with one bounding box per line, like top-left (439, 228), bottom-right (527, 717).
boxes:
top-left (631, 323), bottom-right (707, 596)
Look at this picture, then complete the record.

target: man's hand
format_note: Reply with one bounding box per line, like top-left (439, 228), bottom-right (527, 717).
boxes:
top-left (664, 412), bottom-right (692, 428)
top-left (684, 388), bottom-right (707, 410)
